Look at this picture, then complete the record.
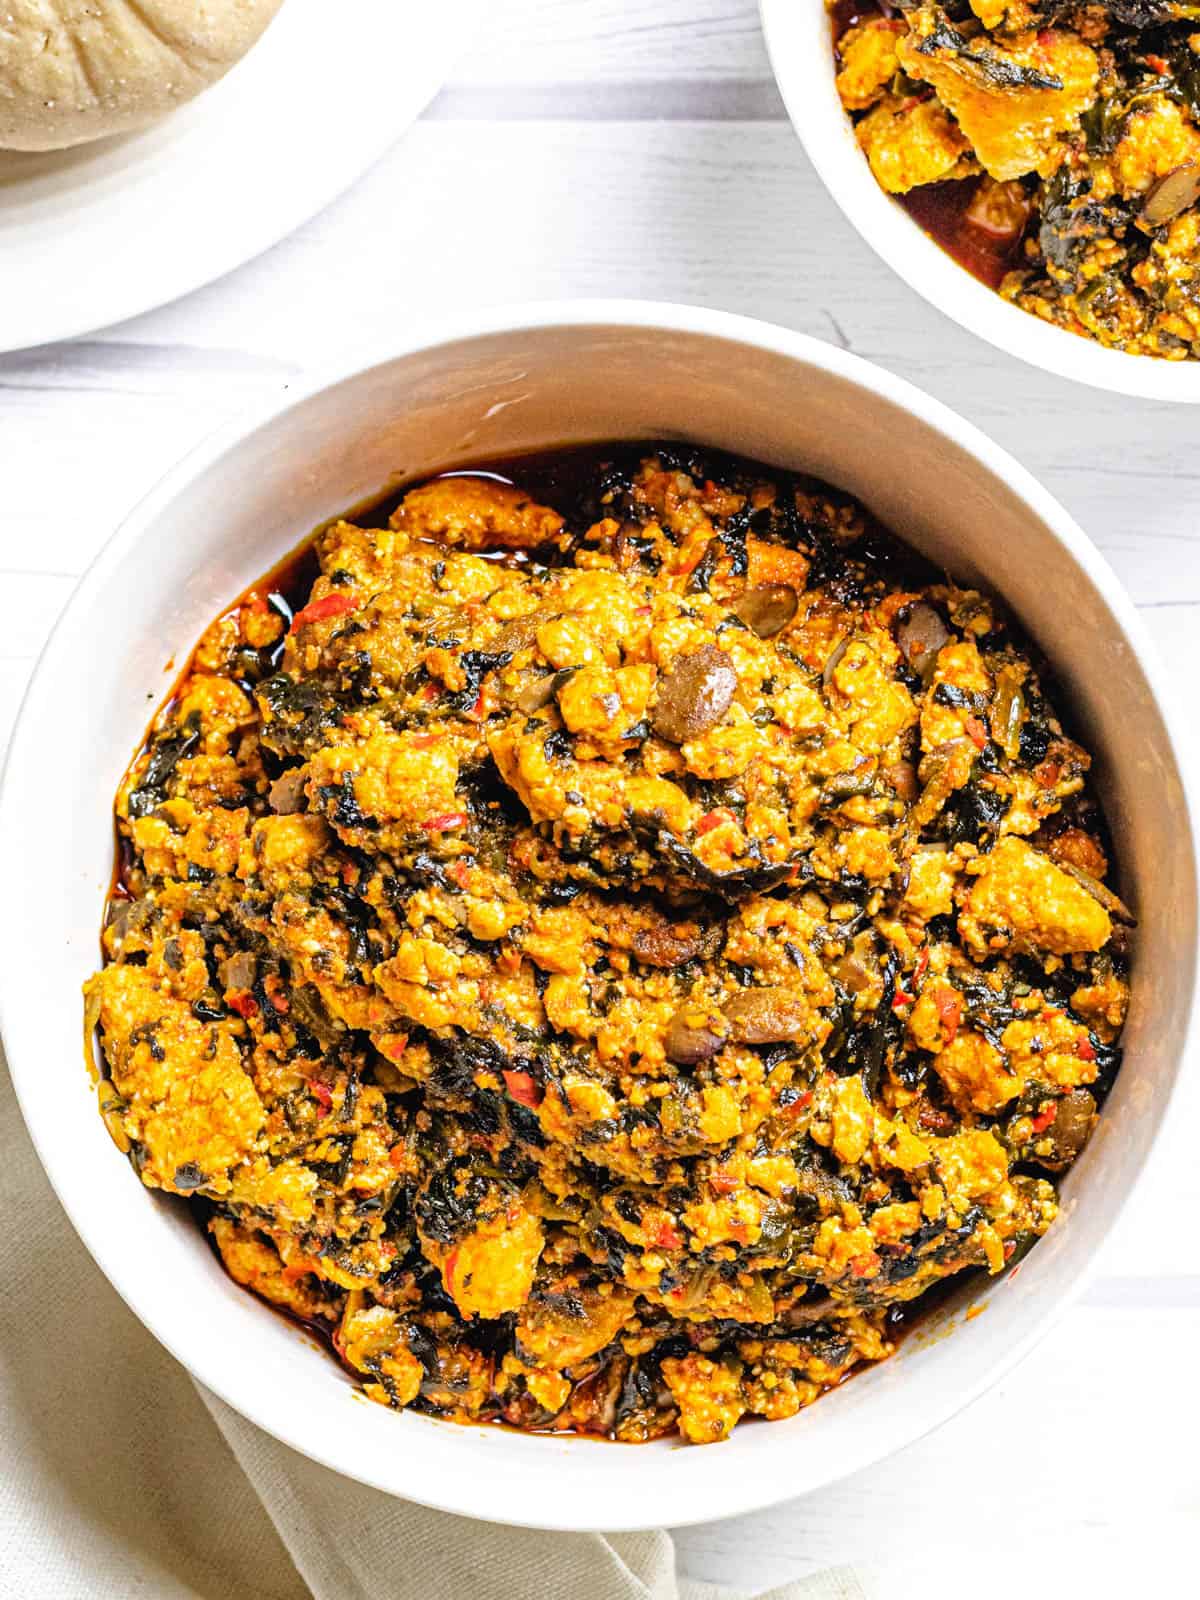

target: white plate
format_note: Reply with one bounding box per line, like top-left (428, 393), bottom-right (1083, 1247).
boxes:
top-left (0, 0), bottom-right (479, 353)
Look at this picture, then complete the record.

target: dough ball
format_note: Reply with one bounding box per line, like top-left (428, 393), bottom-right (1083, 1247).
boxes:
top-left (0, 0), bottom-right (285, 152)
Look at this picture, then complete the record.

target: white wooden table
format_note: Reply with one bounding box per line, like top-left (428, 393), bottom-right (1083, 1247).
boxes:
top-left (2, 3), bottom-right (1197, 1593)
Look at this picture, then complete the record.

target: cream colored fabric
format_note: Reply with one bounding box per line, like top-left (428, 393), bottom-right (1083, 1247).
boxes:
top-left (0, 1057), bottom-right (864, 1599)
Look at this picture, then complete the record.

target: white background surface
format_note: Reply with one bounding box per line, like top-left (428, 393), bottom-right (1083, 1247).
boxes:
top-left (1, 2), bottom-right (1196, 1592)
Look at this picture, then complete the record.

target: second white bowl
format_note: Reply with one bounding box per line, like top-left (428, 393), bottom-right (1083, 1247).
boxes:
top-left (760, 0), bottom-right (1200, 402)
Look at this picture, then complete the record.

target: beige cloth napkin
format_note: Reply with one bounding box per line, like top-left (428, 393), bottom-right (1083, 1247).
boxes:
top-left (0, 1057), bottom-right (864, 1600)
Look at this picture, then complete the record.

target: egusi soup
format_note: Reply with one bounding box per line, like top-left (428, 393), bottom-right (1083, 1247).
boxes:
top-left (833, 0), bottom-right (1200, 360)
top-left (85, 444), bottom-right (1130, 1444)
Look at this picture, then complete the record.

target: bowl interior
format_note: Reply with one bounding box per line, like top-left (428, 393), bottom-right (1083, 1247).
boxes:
top-left (1, 312), bottom-right (1195, 1529)
top-left (759, 0), bottom-right (1200, 403)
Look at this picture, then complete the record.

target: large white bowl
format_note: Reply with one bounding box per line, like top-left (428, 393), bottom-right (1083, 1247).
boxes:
top-left (760, 0), bottom-right (1200, 403)
top-left (1, 302), bottom-right (1195, 1530)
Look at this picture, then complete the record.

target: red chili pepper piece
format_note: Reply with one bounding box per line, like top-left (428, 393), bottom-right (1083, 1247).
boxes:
top-left (892, 988), bottom-right (915, 1012)
top-left (310, 1080), bottom-right (333, 1113)
top-left (1030, 1103), bottom-right (1058, 1134)
top-left (289, 590), bottom-right (358, 632)
top-left (421, 811), bottom-right (468, 832)
top-left (934, 988), bottom-right (963, 1043)
top-left (965, 715), bottom-right (988, 750)
top-left (653, 1221), bottom-right (683, 1251)
top-left (1076, 1039), bottom-right (1096, 1062)
top-left (696, 807), bottom-right (735, 835)
top-left (228, 991), bottom-right (258, 1019)
top-left (502, 1069), bottom-right (543, 1108)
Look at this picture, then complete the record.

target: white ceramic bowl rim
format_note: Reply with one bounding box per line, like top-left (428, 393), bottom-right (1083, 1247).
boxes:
top-left (759, 0), bottom-right (1200, 403)
top-left (1, 300), bottom-right (1196, 1530)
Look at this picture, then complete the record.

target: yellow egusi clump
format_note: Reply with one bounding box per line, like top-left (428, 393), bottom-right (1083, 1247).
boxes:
top-left (86, 446), bottom-right (1130, 1443)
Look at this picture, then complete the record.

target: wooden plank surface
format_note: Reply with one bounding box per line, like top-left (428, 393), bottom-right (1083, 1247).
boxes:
top-left (1, 4), bottom-right (1197, 1592)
